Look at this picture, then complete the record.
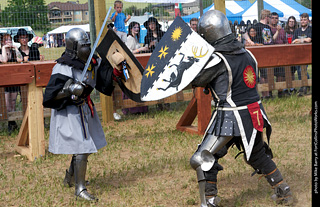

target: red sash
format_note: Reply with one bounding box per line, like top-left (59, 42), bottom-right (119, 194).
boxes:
top-left (87, 95), bottom-right (94, 117)
top-left (247, 102), bottom-right (263, 132)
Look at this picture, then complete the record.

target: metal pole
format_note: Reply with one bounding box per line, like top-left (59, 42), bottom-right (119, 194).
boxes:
top-left (88, 0), bottom-right (96, 50)
top-left (199, 0), bottom-right (203, 17)
top-left (257, 0), bottom-right (264, 22)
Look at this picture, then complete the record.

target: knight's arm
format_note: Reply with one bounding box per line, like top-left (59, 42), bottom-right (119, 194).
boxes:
top-left (191, 54), bottom-right (226, 87)
top-left (43, 64), bottom-right (84, 110)
top-left (95, 58), bottom-right (116, 96)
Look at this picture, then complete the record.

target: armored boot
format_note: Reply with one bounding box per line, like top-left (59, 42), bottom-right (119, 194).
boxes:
top-left (265, 168), bottom-right (293, 205)
top-left (63, 155), bottom-right (76, 187)
top-left (205, 181), bottom-right (221, 207)
top-left (74, 154), bottom-right (97, 201)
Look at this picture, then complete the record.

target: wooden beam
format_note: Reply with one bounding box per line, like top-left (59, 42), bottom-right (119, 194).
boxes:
top-left (94, 0), bottom-right (114, 124)
top-left (16, 78), bottom-right (45, 161)
top-left (32, 60), bottom-right (55, 87)
top-left (214, 0), bottom-right (226, 14)
top-left (0, 63), bottom-right (34, 87)
top-left (246, 43), bottom-right (312, 67)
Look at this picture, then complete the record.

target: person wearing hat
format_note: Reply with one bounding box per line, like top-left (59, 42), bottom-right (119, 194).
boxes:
top-left (14, 28), bottom-right (43, 61)
top-left (143, 17), bottom-right (165, 53)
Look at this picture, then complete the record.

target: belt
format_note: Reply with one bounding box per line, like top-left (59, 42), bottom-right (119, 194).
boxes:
top-left (217, 100), bottom-right (261, 111)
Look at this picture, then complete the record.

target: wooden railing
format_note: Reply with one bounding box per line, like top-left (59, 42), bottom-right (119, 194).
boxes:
top-left (0, 43), bottom-right (312, 160)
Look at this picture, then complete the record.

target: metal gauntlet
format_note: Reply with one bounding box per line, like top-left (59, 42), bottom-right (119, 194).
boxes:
top-left (54, 79), bottom-right (85, 100)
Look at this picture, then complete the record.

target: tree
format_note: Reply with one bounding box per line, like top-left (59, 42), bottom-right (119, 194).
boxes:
top-left (0, 0), bottom-right (50, 31)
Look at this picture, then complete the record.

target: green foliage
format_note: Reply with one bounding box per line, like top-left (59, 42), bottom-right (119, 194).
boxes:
top-left (0, 0), bottom-right (50, 31)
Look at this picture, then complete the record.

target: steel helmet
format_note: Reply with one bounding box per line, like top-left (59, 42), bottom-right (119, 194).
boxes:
top-left (198, 10), bottom-right (232, 45)
top-left (65, 28), bottom-right (91, 62)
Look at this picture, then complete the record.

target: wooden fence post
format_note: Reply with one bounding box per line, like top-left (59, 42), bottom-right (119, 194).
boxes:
top-left (94, 0), bottom-right (113, 124)
top-left (176, 88), bottom-right (211, 135)
top-left (16, 78), bottom-right (45, 161)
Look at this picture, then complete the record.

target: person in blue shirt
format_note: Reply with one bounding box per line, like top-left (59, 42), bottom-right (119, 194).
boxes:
top-left (110, 1), bottom-right (131, 43)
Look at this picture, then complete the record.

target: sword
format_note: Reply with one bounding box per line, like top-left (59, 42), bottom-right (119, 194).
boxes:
top-left (78, 6), bottom-right (112, 84)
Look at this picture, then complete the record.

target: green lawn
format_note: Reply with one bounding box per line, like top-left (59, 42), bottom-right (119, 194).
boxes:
top-left (0, 95), bottom-right (312, 206)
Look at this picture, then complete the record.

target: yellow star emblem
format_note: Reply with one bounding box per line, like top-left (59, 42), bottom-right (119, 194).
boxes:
top-left (171, 27), bottom-right (182, 41)
top-left (145, 64), bottom-right (155, 78)
top-left (158, 45), bottom-right (169, 59)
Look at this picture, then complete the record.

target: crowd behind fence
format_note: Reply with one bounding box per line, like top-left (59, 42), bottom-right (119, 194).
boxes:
top-left (0, 0), bottom-right (312, 132)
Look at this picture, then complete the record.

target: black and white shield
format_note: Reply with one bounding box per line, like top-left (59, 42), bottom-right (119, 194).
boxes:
top-left (140, 16), bottom-right (215, 101)
top-left (96, 29), bottom-right (144, 102)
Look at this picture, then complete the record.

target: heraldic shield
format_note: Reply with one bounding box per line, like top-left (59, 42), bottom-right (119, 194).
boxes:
top-left (140, 16), bottom-right (215, 101)
top-left (96, 29), bottom-right (144, 102)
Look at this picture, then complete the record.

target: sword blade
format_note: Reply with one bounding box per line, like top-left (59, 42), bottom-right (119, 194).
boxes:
top-left (79, 6), bottom-right (112, 83)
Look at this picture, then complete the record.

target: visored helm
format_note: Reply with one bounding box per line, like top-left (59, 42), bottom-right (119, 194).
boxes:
top-left (198, 10), bottom-right (232, 45)
top-left (65, 28), bottom-right (91, 63)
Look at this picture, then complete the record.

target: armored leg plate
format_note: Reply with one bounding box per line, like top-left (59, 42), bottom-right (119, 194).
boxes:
top-left (74, 154), bottom-right (97, 201)
top-left (190, 135), bottom-right (232, 171)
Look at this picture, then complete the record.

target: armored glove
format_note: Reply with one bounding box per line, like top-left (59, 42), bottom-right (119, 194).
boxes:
top-left (54, 79), bottom-right (85, 100)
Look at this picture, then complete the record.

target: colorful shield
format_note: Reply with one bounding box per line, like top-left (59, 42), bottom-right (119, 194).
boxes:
top-left (140, 16), bottom-right (215, 101)
top-left (96, 29), bottom-right (144, 102)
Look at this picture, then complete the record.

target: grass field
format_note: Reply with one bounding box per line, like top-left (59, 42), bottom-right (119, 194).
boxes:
top-left (0, 95), bottom-right (312, 206)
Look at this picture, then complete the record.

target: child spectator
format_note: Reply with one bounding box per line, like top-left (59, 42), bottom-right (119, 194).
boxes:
top-left (110, 0), bottom-right (131, 42)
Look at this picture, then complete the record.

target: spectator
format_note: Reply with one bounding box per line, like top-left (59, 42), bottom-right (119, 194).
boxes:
top-left (0, 33), bottom-right (23, 134)
top-left (143, 17), bottom-right (169, 110)
top-left (284, 16), bottom-right (299, 95)
top-left (123, 21), bottom-right (148, 115)
top-left (143, 17), bottom-right (165, 53)
top-left (0, 33), bottom-right (23, 63)
top-left (245, 10), bottom-right (274, 99)
top-left (50, 35), bottom-right (54, 48)
top-left (42, 33), bottom-right (47, 48)
top-left (269, 12), bottom-right (288, 97)
top-left (189, 17), bottom-right (198, 32)
top-left (245, 10), bottom-right (273, 46)
top-left (126, 21), bottom-right (148, 54)
top-left (110, 0), bottom-right (131, 43)
top-left (269, 12), bottom-right (286, 44)
top-left (14, 28), bottom-right (44, 61)
top-left (292, 13), bottom-right (312, 44)
top-left (245, 27), bottom-right (263, 46)
top-left (292, 13), bottom-right (312, 96)
top-left (284, 16), bottom-right (298, 44)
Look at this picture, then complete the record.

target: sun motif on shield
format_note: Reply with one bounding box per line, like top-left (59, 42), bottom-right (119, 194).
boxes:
top-left (243, 65), bottom-right (256, 88)
top-left (171, 27), bottom-right (182, 41)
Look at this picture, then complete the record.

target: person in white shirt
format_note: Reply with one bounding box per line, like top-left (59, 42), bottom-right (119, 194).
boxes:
top-left (126, 21), bottom-right (148, 54)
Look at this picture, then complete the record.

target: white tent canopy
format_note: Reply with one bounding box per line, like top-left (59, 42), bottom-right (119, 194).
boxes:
top-left (124, 0), bottom-right (196, 3)
top-left (47, 24), bottom-right (90, 35)
top-left (238, 0), bottom-right (312, 23)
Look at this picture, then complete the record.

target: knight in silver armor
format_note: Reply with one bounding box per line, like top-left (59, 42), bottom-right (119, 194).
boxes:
top-left (189, 10), bottom-right (292, 206)
top-left (43, 28), bottom-right (124, 201)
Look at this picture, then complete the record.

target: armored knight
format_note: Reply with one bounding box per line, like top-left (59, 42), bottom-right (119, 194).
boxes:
top-left (189, 10), bottom-right (292, 206)
top-left (43, 28), bottom-right (124, 201)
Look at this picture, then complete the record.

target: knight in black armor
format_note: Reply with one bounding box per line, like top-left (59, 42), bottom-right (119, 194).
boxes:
top-left (189, 10), bottom-right (292, 206)
top-left (43, 28), bottom-right (124, 201)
